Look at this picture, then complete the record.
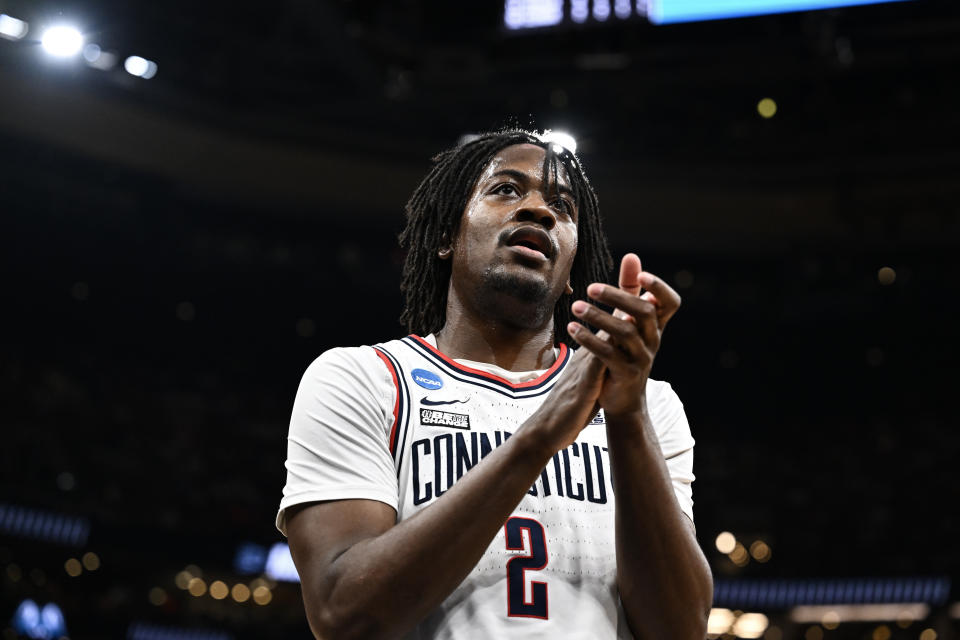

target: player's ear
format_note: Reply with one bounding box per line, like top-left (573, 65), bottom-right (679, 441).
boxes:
top-left (564, 279), bottom-right (573, 295)
top-left (437, 233), bottom-right (453, 260)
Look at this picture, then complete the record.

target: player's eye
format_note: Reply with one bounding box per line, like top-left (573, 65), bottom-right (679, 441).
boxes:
top-left (552, 198), bottom-right (574, 217)
top-left (493, 183), bottom-right (518, 196)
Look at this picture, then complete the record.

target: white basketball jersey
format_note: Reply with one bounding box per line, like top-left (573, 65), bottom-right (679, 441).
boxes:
top-left (277, 334), bottom-right (696, 640)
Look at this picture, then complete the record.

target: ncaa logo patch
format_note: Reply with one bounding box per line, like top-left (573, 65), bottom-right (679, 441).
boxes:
top-left (411, 368), bottom-right (443, 390)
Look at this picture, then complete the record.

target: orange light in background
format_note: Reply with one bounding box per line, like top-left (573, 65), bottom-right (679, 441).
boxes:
top-left (81, 552), bottom-right (100, 571)
top-left (872, 625), bottom-right (891, 640)
top-left (757, 98), bottom-right (777, 119)
top-left (707, 608), bottom-right (735, 635)
top-left (821, 610), bottom-right (840, 630)
top-left (733, 612), bottom-right (769, 638)
top-left (5, 564), bottom-right (22, 582)
top-left (715, 531), bottom-right (736, 554)
top-left (792, 603), bottom-right (930, 624)
top-left (252, 585), bottom-right (272, 605)
top-left (188, 577), bottom-right (207, 597)
top-left (148, 587), bottom-right (168, 606)
top-left (919, 629), bottom-right (938, 640)
top-left (231, 583), bottom-right (251, 603)
top-left (877, 267), bottom-right (896, 285)
top-left (749, 540), bottom-right (772, 563)
top-left (64, 558), bottom-right (82, 577)
top-left (729, 542), bottom-right (750, 567)
top-left (210, 580), bottom-right (229, 600)
top-left (175, 570), bottom-right (191, 589)
top-left (804, 625), bottom-right (823, 640)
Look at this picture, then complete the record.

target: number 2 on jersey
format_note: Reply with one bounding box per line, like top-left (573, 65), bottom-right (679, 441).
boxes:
top-left (505, 516), bottom-right (548, 619)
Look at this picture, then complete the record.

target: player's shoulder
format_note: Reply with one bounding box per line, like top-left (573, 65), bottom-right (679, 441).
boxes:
top-left (301, 340), bottom-right (399, 384)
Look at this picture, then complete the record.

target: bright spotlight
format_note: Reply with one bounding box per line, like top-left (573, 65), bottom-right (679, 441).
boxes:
top-left (124, 55), bottom-right (158, 79)
top-left (41, 26), bottom-right (83, 57)
top-left (0, 14), bottom-right (29, 40)
top-left (540, 130), bottom-right (578, 154)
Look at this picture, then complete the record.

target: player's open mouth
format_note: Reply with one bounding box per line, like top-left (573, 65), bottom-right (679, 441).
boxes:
top-left (505, 226), bottom-right (553, 261)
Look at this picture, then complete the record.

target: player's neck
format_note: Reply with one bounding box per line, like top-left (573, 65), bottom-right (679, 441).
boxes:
top-left (436, 292), bottom-right (558, 372)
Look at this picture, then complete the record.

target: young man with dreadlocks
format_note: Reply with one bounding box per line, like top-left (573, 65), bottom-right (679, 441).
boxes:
top-left (277, 130), bottom-right (712, 639)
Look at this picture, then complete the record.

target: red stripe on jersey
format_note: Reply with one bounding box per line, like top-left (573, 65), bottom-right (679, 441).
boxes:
top-left (409, 335), bottom-right (568, 389)
top-left (373, 348), bottom-right (401, 455)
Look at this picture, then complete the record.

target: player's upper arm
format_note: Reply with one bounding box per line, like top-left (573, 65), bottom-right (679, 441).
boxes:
top-left (276, 346), bottom-right (401, 638)
top-left (286, 499), bottom-right (396, 639)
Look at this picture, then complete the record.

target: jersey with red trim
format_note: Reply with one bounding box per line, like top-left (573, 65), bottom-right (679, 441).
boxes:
top-left (277, 334), bottom-right (696, 640)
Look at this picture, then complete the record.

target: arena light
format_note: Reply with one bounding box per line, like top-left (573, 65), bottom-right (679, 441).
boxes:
top-left (124, 55), bottom-right (158, 79)
top-left (707, 608), bottom-right (736, 635)
top-left (504, 0), bottom-right (911, 29)
top-left (646, 0), bottom-right (912, 25)
top-left (791, 603), bottom-right (930, 624)
top-left (539, 130), bottom-right (577, 154)
top-left (0, 14), bottom-right (29, 40)
top-left (234, 542), bottom-right (268, 575)
top-left (264, 542), bottom-right (299, 582)
top-left (12, 600), bottom-right (67, 640)
top-left (40, 25), bottom-right (83, 57)
top-left (0, 503), bottom-right (91, 546)
top-left (732, 612), bottom-right (769, 638)
top-left (714, 577), bottom-right (951, 609)
top-left (593, 0), bottom-right (611, 21)
top-left (127, 622), bottom-right (233, 640)
top-left (504, 0), bottom-right (564, 29)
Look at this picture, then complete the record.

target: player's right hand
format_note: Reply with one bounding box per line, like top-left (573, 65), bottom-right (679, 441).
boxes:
top-left (522, 345), bottom-right (605, 453)
top-left (519, 254), bottom-right (647, 454)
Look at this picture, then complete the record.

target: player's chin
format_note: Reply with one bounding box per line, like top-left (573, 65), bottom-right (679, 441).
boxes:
top-left (483, 263), bottom-right (553, 300)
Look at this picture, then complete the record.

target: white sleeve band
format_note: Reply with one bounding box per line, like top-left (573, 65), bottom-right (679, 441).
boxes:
top-left (276, 346), bottom-right (399, 536)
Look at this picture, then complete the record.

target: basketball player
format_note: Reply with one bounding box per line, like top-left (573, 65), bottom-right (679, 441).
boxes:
top-left (277, 130), bottom-right (712, 639)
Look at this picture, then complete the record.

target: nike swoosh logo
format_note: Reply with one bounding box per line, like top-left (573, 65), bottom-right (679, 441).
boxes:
top-left (420, 397), bottom-right (469, 406)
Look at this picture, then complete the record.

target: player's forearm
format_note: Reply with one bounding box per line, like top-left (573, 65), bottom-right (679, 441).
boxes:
top-left (311, 410), bottom-right (561, 640)
top-left (606, 409), bottom-right (713, 640)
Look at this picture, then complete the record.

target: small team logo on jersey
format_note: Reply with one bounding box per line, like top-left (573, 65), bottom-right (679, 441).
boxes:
top-left (420, 408), bottom-right (470, 430)
top-left (411, 368), bottom-right (443, 390)
top-left (420, 393), bottom-right (470, 407)
top-left (590, 411), bottom-right (605, 425)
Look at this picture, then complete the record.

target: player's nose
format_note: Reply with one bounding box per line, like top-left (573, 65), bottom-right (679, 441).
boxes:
top-left (513, 192), bottom-right (557, 230)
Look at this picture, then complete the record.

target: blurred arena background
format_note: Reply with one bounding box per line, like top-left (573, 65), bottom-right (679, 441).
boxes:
top-left (1, 0), bottom-right (958, 638)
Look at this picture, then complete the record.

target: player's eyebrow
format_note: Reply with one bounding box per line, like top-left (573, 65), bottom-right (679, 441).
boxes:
top-left (488, 168), bottom-right (574, 197)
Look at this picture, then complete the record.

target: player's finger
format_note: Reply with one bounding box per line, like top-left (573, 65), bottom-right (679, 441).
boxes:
top-left (586, 284), bottom-right (660, 344)
top-left (618, 253), bottom-right (643, 296)
top-left (571, 301), bottom-right (644, 358)
top-left (637, 272), bottom-right (681, 327)
top-left (567, 322), bottom-right (622, 364)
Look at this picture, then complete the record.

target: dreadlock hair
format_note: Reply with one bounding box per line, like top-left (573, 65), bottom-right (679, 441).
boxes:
top-left (398, 129), bottom-right (614, 348)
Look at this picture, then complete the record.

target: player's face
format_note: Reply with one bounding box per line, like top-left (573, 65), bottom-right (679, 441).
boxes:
top-left (447, 143), bottom-right (579, 326)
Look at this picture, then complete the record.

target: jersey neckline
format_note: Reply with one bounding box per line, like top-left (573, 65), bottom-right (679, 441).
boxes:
top-left (408, 334), bottom-right (569, 390)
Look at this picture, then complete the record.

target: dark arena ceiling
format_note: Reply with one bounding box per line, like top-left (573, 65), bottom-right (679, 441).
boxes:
top-left (1, 1), bottom-right (959, 639)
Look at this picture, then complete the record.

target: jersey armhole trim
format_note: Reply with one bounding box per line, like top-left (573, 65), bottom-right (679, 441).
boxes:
top-left (372, 347), bottom-right (401, 455)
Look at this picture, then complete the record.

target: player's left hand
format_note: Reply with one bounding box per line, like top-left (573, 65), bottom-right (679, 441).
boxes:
top-left (567, 256), bottom-right (681, 418)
